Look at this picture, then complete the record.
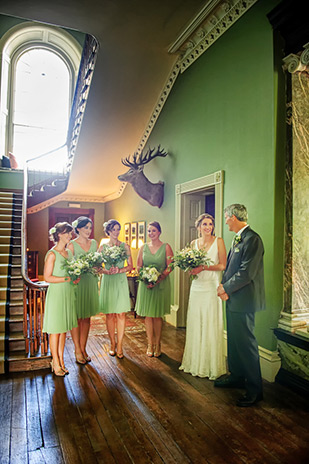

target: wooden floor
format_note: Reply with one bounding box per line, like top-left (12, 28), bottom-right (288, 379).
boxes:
top-left (0, 314), bottom-right (308, 464)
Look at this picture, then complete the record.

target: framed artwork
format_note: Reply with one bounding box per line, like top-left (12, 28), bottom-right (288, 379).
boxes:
top-left (131, 222), bottom-right (137, 248)
top-left (138, 221), bottom-right (146, 247)
top-left (124, 223), bottom-right (131, 245)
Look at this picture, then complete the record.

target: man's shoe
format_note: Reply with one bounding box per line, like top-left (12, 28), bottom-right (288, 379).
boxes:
top-left (214, 375), bottom-right (245, 388)
top-left (236, 392), bottom-right (263, 407)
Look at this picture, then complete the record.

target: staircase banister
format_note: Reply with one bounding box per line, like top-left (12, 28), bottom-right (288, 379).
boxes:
top-left (22, 160), bottom-right (48, 290)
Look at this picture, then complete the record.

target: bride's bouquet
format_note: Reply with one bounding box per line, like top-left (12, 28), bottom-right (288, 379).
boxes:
top-left (62, 256), bottom-right (90, 284)
top-left (169, 246), bottom-right (213, 280)
top-left (138, 266), bottom-right (161, 286)
top-left (101, 245), bottom-right (128, 267)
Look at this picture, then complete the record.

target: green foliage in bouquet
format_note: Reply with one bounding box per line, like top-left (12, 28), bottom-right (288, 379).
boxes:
top-left (101, 245), bottom-right (128, 267)
top-left (169, 245), bottom-right (213, 279)
top-left (138, 266), bottom-right (161, 286)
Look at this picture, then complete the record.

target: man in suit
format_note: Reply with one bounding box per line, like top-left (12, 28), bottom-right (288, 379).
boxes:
top-left (216, 204), bottom-right (265, 407)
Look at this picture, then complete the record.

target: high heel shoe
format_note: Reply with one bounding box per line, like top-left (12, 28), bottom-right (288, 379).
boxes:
top-left (146, 345), bottom-right (154, 357)
top-left (154, 344), bottom-right (161, 358)
top-left (117, 351), bottom-right (124, 359)
top-left (60, 365), bottom-right (69, 374)
top-left (75, 353), bottom-right (86, 364)
top-left (50, 361), bottom-right (65, 377)
top-left (84, 354), bottom-right (91, 362)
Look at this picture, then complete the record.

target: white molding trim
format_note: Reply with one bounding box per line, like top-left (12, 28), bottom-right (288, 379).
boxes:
top-left (113, 59), bottom-right (182, 200)
top-left (173, 171), bottom-right (224, 327)
top-left (27, 191), bottom-right (119, 213)
top-left (169, 0), bottom-right (258, 72)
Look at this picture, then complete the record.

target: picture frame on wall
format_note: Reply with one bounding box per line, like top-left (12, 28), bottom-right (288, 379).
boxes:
top-left (131, 222), bottom-right (137, 248)
top-left (138, 221), bottom-right (146, 247)
top-left (124, 223), bottom-right (131, 245)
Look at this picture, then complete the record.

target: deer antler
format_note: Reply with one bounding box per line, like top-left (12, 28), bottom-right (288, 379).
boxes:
top-left (121, 145), bottom-right (168, 169)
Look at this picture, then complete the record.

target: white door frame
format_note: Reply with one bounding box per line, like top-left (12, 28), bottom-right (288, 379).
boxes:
top-left (166, 170), bottom-right (224, 327)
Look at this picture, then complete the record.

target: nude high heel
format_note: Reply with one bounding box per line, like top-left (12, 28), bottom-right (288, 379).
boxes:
top-left (50, 361), bottom-right (65, 377)
top-left (153, 344), bottom-right (161, 358)
top-left (146, 345), bottom-right (154, 357)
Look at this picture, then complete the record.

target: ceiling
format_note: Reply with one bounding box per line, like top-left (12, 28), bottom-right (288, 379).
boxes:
top-left (0, 0), bottom-right (213, 201)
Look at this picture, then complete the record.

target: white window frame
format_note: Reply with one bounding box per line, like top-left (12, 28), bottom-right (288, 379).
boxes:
top-left (0, 22), bottom-right (82, 160)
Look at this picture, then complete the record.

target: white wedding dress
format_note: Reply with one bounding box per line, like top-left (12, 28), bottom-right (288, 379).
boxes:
top-left (179, 237), bottom-right (227, 379)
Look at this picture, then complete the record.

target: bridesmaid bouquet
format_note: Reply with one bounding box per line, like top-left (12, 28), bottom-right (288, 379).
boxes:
top-left (62, 256), bottom-right (90, 284)
top-left (101, 245), bottom-right (127, 267)
top-left (169, 246), bottom-right (213, 280)
top-left (83, 251), bottom-right (105, 274)
top-left (138, 266), bottom-right (161, 286)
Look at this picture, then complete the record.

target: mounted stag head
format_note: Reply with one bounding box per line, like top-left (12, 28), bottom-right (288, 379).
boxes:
top-left (118, 145), bottom-right (168, 208)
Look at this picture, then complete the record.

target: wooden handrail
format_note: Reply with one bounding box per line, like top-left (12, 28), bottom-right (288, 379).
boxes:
top-left (21, 33), bottom-right (99, 359)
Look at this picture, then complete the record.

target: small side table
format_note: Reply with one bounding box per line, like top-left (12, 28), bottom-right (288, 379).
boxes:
top-left (127, 275), bottom-right (138, 317)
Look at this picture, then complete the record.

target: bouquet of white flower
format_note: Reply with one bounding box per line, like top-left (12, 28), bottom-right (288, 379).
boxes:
top-left (83, 251), bottom-right (104, 274)
top-left (169, 246), bottom-right (213, 280)
top-left (138, 266), bottom-right (161, 286)
top-left (101, 245), bottom-right (128, 267)
top-left (62, 256), bottom-right (90, 284)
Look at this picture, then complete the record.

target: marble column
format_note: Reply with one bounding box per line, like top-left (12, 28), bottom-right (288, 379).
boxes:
top-left (275, 45), bottom-right (309, 388)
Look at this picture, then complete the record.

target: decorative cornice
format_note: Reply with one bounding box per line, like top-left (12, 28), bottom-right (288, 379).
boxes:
top-left (27, 191), bottom-right (121, 213)
top-left (114, 59), bottom-right (182, 200)
top-left (283, 43), bottom-right (309, 74)
top-left (169, 0), bottom-right (258, 72)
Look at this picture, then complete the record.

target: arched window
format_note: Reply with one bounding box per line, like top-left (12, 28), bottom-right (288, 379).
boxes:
top-left (0, 22), bottom-right (82, 170)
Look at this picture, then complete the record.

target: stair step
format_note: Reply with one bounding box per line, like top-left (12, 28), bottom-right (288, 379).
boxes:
top-left (9, 332), bottom-right (26, 351)
top-left (9, 301), bottom-right (24, 316)
top-left (9, 315), bottom-right (23, 333)
top-left (0, 288), bottom-right (23, 300)
top-left (9, 353), bottom-right (51, 372)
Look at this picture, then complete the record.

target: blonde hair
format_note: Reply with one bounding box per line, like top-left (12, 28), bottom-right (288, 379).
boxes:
top-left (195, 213), bottom-right (215, 235)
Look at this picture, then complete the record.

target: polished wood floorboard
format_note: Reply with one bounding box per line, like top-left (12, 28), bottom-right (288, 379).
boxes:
top-left (0, 314), bottom-right (308, 464)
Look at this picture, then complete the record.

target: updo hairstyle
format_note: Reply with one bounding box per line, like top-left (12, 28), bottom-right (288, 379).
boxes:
top-left (148, 221), bottom-right (162, 233)
top-left (195, 213), bottom-right (215, 235)
top-left (49, 222), bottom-right (73, 244)
top-left (103, 219), bottom-right (121, 236)
top-left (73, 216), bottom-right (93, 234)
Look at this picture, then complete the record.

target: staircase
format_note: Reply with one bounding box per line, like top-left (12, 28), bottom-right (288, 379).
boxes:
top-left (0, 191), bottom-right (23, 373)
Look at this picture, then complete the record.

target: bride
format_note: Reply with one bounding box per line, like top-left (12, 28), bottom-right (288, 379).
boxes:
top-left (179, 213), bottom-right (227, 379)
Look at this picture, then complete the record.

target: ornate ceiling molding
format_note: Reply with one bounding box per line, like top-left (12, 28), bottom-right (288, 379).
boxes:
top-left (27, 191), bottom-right (121, 213)
top-left (102, 0), bottom-right (259, 202)
top-left (283, 43), bottom-right (309, 74)
top-left (170, 0), bottom-right (258, 72)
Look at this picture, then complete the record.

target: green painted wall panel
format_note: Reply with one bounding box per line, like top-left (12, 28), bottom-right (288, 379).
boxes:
top-left (106, 0), bottom-right (284, 351)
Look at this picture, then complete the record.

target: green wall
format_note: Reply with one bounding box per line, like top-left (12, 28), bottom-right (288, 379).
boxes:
top-left (105, 0), bottom-right (285, 351)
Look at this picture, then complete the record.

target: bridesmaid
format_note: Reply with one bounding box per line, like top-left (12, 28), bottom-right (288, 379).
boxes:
top-left (68, 216), bottom-right (99, 363)
top-left (135, 221), bottom-right (173, 357)
top-left (43, 222), bottom-right (78, 376)
top-left (98, 219), bottom-right (133, 358)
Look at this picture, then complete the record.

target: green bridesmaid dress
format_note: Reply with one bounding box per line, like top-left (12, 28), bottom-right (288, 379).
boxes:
top-left (99, 242), bottom-right (131, 314)
top-left (135, 243), bottom-right (171, 318)
top-left (72, 239), bottom-right (100, 318)
top-left (42, 249), bottom-right (78, 334)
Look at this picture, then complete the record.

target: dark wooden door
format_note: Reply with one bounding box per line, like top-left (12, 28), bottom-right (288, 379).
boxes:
top-left (49, 207), bottom-right (95, 245)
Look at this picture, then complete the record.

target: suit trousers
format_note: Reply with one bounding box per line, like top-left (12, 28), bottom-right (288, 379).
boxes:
top-left (226, 310), bottom-right (263, 396)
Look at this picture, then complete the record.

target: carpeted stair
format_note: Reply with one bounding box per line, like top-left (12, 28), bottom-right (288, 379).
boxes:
top-left (0, 191), bottom-right (23, 373)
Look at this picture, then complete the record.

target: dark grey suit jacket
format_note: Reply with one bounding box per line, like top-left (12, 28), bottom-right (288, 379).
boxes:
top-left (222, 226), bottom-right (265, 313)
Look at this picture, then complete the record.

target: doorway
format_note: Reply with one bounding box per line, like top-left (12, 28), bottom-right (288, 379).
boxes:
top-left (167, 170), bottom-right (224, 328)
top-left (49, 207), bottom-right (95, 245)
